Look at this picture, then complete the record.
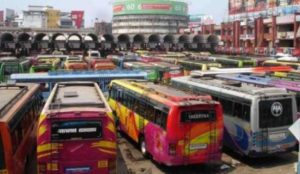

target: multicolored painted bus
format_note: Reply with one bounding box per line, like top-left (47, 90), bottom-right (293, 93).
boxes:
top-left (0, 57), bottom-right (30, 81)
top-left (172, 76), bottom-right (297, 157)
top-left (108, 79), bottom-right (223, 166)
top-left (0, 83), bottom-right (43, 174)
top-left (177, 60), bottom-right (222, 75)
top-left (149, 62), bottom-right (184, 81)
top-left (37, 82), bottom-right (116, 174)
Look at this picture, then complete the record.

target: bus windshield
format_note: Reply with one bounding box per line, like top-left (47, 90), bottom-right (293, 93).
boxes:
top-left (51, 120), bottom-right (102, 141)
top-left (0, 134), bottom-right (5, 170)
top-left (259, 98), bottom-right (293, 128)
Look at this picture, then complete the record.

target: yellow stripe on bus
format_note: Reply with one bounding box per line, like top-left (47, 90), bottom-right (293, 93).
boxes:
top-left (37, 143), bottom-right (62, 153)
top-left (91, 141), bottom-right (116, 149)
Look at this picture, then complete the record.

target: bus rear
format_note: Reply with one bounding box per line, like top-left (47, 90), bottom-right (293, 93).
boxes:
top-left (155, 103), bottom-right (223, 166)
top-left (250, 93), bottom-right (297, 156)
top-left (38, 112), bottom-right (116, 174)
top-left (37, 82), bottom-right (116, 174)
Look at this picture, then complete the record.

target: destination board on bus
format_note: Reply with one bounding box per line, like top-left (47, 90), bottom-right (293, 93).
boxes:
top-left (181, 110), bottom-right (216, 122)
top-left (51, 121), bottom-right (102, 140)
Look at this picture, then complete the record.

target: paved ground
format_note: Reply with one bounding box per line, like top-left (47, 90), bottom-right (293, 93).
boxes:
top-left (118, 134), bottom-right (298, 174)
top-left (25, 134), bottom-right (298, 174)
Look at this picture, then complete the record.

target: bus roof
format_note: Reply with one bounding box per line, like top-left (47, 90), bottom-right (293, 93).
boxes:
top-left (49, 82), bottom-right (106, 110)
top-left (0, 84), bottom-right (39, 121)
top-left (112, 79), bottom-right (214, 107)
top-left (172, 76), bottom-right (289, 100)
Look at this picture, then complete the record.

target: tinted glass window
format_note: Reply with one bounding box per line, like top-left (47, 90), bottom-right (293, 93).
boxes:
top-left (51, 121), bottom-right (102, 141)
top-left (259, 99), bottom-right (293, 128)
top-left (0, 134), bottom-right (5, 169)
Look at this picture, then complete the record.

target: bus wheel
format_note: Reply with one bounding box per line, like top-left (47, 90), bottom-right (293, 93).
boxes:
top-left (139, 137), bottom-right (148, 157)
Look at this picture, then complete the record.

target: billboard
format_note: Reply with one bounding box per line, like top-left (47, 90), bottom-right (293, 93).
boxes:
top-left (189, 14), bottom-right (214, 27)
top-left (113, 0), bottom-right (188, 16)
top-left (71, 11), bottom-right (84, 29)
top-left (229, 0), bottom-right (300, 15)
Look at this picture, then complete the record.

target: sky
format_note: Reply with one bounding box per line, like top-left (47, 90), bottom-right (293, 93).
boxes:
top-left (0, 0), bottom-right (228, 27)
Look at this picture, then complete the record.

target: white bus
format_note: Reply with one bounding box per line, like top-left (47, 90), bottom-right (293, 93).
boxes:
top-left (171, 76), bottom-right (297, 157)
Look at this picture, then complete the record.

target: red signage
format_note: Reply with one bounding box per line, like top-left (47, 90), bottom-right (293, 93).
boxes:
top-left (113, 5), bottom-right (124, 13)
top-left (71, 11), bottom-right (84, 29)
top-left (142, 4), bottom-right (171, 10)
top-left (0, 11), bottom-right (3, 23)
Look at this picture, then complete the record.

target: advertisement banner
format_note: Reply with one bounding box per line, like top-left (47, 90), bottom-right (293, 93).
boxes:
top-left (229, 0), bottom-right (299, 15)
top-left (71, 11), bottom-right (84, 29)
top-left (113, 0), bottom-right (188, 16)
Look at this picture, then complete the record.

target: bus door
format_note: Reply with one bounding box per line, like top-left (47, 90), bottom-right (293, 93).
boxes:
top-left (181, 109), bottom-right (217, 164)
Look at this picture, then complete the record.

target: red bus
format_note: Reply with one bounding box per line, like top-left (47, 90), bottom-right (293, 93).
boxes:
top-left (37, 82), bottom-right (116, 174)
top-left (108, 80), bottom-right (224, 166)
top-left (0, 83), bottom-right (43, 174)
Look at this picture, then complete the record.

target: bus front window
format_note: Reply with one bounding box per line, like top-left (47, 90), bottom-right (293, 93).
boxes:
top-left (0, 134), bottom-right (5, 170)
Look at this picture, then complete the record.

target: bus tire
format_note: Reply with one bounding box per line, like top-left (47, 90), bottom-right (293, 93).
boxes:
top-left (139, 137), bottom-right (148, 158)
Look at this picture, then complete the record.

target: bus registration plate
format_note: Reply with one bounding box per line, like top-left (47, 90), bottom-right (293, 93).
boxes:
top-left (65, 167), bottom-right (91, 173)
top-left (269, 133), bottom-right (286, 141)
top-left (189, 143), bottom-right (207, 150)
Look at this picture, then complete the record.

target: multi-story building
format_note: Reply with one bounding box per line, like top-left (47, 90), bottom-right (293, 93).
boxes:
top-left (217, 1), bottom-right (300, 56)
top-left (94, 21), bottom-right (112, 35)
top-left (22, 5), bottom-right (52, 28)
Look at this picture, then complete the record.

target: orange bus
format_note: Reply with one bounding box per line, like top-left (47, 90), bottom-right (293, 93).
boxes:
top-left (0, 83), bottom-right (43, 174)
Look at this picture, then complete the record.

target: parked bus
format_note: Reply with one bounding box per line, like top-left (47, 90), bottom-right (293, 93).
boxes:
top-left (213, 56), bottom-right (257, 68)
top-left (0, 83), bottom-right (43, 174)
top-left (30, 57), bottom-right (61, 73)
top-left (263, 60), bottom-right (300, 70)
top-left (108, 79), bottom-right (223, 166)
top-left (171, 76), bottom-right (297, 157)
top-left (149, 62), bottom-right (184, 81)
top-left (0, 57), bottom-right (30, 81)
top-left (273, 71), bottom-right (300, 81)
top-left (124, 62), bottom-right (160, 81)
top-left (177, 60), bottom-right (222, 75)
top-left (111, 54), bottom-right (137, 68)
top-left (218, 74), bottom-right (300, 118)
top-left (37, 82), bottom-right (116, 174)
top-left (91, 59), bottom-right (116, 70)
top-left (64, 56), bottom-right (88, 70)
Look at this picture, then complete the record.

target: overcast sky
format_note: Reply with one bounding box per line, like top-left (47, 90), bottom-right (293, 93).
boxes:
top-left (0, 0), bottom-right (228, 27)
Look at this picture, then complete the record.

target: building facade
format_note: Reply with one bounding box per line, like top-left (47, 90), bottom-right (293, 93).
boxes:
top-left (217, 0), bottom-right (300, 56)
top-left (112, 0), bottom-right (188, 35)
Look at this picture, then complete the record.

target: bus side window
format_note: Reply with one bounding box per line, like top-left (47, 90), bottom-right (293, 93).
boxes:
top-left (220, 98), bottom-right (233, 116)
top-left (155, 110), bottom-right (167, 129)
top-left (116, 89), bottom-right (123, 101)
top-left (233, 102), bottom-right (243, 119)
top-left (243, 104), bottom-right (251, 122)
top-left (296, 96), bottom-right (300, 112)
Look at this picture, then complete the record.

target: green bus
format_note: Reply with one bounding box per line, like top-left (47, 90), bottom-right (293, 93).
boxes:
top-left (124, 62), bottom-right (160, 81)
top-left (0, 57), bottom-right (30, 82)
top-left (30, 57), bottom-right (60, 73)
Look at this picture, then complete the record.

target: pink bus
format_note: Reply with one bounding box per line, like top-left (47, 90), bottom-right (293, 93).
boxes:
top-left (37, 82), bottom-right (116, 174)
